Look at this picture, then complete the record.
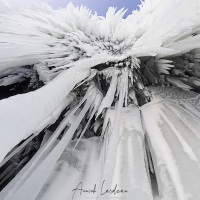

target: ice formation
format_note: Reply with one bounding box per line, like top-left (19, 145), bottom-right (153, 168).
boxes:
top-left (0, 0), bottom-right (200, 199)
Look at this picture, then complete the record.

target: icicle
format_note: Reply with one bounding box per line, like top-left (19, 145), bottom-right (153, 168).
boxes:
top-left (101, 112), bottom-right (111, 140)
top-left (1, 89), bottom-right (95, 200)
top-left (124, 68), bottom-right (129, 107)
top-left (128, 69), bottom-right (134, 86)
top-left (73, 89), bottom-right (103, 149)
top-left (98, 70), bottom-right (126, 198)
top-left (136, 79), bottom-right (145, 90)
top-left (0, 68), bottom-right (90, 163)
top-left (74, 69), bottom-right (97, 89)
top-left (40, 130), bottom-right (52, 147)
top-left (129, 89), bottom-right (138, 105)
top-left (97, 70), bottom-right (119, 117)
top-left (0, 86), bottom-right (94, 200)
top-left (0, 134), bottom-right (35, 169)
top-left (0, 92), bottom-right (75, 166)
top-left (92, 119), bottom-right (102, 133)
top-left (157, 59), bottom-right (173, 64)
top-left (157, 63), bottom-right (175, 74)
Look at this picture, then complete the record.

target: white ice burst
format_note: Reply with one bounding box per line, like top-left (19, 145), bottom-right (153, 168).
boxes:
top-left (1, 0), bottom-right (200, 199)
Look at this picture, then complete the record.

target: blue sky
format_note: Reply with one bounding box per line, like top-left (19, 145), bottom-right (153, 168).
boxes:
top-left (42, 0), bottom-right (141, 16)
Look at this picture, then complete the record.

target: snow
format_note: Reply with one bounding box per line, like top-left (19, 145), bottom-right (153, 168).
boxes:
top-left (1, 85), bottom-right (96, 200)
top-left (0, 68), bottom-right (90, 163)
